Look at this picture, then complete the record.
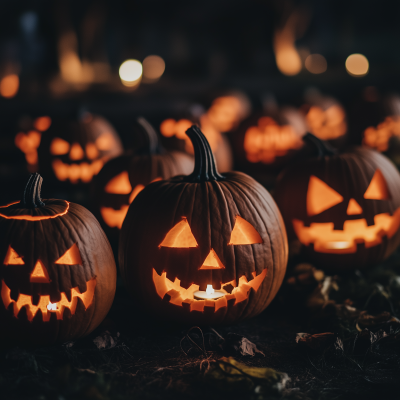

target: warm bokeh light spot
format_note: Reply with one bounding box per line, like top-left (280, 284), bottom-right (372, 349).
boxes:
top-left (305, 54), bottom-right (327, 74)
top-left (119, 59), bottom-right (143, 87)
top-left (346, 54), bottom-right (369, 77)
top-left (143, 55), bottom-right (165, 81)
top-left (34, 116), bottom-right (52, 132)
top-left (0, 74), bottom-right (19, 98)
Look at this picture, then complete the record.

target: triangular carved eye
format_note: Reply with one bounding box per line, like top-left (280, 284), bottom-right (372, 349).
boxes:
top-left (3, 246), bottom-right (24, 265)
top-left (55, 243), bottom-right (83, 265)
top-left (307, 176), bottom-right (343, 216)
top-left (159, 218), bottom-right (198, 248)
top-left (228, 216), bottom-right (263, 245)
top-left (364, 169), bottom-right (390, 200)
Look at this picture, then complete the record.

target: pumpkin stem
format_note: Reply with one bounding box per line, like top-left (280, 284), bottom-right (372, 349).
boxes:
top-left (303, 133), bottom-right (337, 157)
top-left (185, 125), bottom-right (224, 182)
top-left (136, 117), bottom-right (160, 154)
top-left (22, 173), bottom-right (45, 208)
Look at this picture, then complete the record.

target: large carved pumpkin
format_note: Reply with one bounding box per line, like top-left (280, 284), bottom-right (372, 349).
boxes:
top-left (0, 174), bottom-right (117, 345)
top-left (119, 126), bottom-right (288, 324)
top-left (274, 134), bottom-right (400, 270)
top-left (92, 118), bottom-right (194, 241)
top-left (38, 113), bottom-right (123, 184)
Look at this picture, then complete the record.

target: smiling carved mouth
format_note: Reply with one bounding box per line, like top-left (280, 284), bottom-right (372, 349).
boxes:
top-left (152, 268), bottom-right (267, 312)
top-left (293, 208), bottom-right (400, 254)
top-left (1, 278), bottom-right (96, 321)
top-left (52, 159), bottom-right (106, 183)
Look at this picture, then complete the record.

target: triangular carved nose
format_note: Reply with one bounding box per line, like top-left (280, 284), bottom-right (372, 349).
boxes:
top-left (30, 260), bottom-right (51, 283)
top-left (199, 249), bottom-right (225, 270)
top-left (347, 198), bottom-right (363, 215)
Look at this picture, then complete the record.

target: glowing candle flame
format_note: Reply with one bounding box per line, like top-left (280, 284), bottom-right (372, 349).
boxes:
top-left (47, 302), bottom-right (58, 311)
top-left (206, 285), bottom-right (214, 295)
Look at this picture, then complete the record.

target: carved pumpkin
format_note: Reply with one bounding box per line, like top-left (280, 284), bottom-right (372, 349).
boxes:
top-left (14, 116), bottom-right (52, 173)
top-left (119, 126), bottom-right (288, 324)
top-left (274, 134), bottom-right (400, 270)
top-left (232, 105), bottom-right (307, 174)
top-left (0, 174), bottom-right (117, 345)
top-left (300, 90), bottom-right (347, 147)
top-left (38, 113), bottom-right (123, 184)
top-left (92, 118), bottom-right (194, 241)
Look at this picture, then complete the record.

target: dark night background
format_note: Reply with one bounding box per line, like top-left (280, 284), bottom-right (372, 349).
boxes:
top-left (2, 1), bottom-right (400, 400)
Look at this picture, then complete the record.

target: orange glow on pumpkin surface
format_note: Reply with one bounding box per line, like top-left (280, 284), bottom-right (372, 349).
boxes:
top-left (0, 201), bottom-right (70, 221)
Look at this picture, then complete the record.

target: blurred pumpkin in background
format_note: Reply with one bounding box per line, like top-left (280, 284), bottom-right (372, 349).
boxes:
top-left (92, 118), bottom-right (193, 245)
top-left (14, 115), bottom-right (52, 173)
top-left (38, 112), bottom-right (123, 185)
top-left (300, 88), bottom-right (347, 148)
top-left (230, 94), bottom-right (307, 185)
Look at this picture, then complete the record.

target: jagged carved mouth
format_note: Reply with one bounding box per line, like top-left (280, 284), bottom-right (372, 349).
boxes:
top-left (52, 159), bottom-right (106, 183)
top-left (152, 268), bottom-right (267, 313)
top-left (1, 277), bottom-right (96, 322)
top-left (293, 208), bottom-right (400, 254)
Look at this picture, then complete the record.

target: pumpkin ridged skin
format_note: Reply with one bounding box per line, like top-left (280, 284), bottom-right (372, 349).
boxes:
top-left (119, 127), bottom-right (288, 325)
top-left (0, 182), bottom-right (117, 345)
top-left (275, 147), bottom-right (400, 269)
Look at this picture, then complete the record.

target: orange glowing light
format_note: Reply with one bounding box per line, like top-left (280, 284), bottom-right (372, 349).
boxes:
top-left (244, 117), bottom-right (303, 164)
top-left (228, 216), bottom-right (263, 245)
top-left (105, 171), bottom-right (132, 194)
top-left (346, 54), bottom-right (369, 77)
top-left (15, 130), bottom-right (42, 166)
top-left (159, 218), bottom-right (198, 248)
top-left (305, 54), bottom-right (327, 74)
top-left (86, 143), bottom-right (99, 160)
top-left (95, 132), bottom-right (114, 150)
top-left (347, 199), bottom-right (363, 215)
top-left (3, 246), bottom-right (24, 265)
top-left (305, 105), bottom-right (347, 140)
top-left (364, 169), bottom-right (390, 200)
top-left (293, 208), bottom-right (400, 254)
top-left (50, 138), bottom-right (70, 155)
top-left (363, 116), bottom-right (400, 152)
top-left (0, 74), bottom-right (19, 98)
top-left (1, 277), bottom-right (96, 321)
top-left (0, 201), bottom-right (69, 221)
top-left (69, 143), bottom-right (84, 160)
top-left (199, 249), bottom-right (225, 270)
top-left (152, 268), bottom-right (267, 311)
top-left (55, 243), bottom-right (83, 265)
top-left (307, 176), bottom-right (343, 216)
top-left (34, 117), bottom-right (52, 132)
top-left (52, 159), bottom-right (105, 183)
top-left (30, 260), bottom-right (51, 283)
top-left (119, 59), bottom-right (142, 87)
top-left (100, 205), bottom-right (129, 229)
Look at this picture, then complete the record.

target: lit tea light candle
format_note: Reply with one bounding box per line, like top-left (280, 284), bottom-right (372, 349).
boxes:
top-left (47, 302), bottom-right (58, 311)
top-left (326, 241), bottom-right (352, 250)
top-left (194, 285), bottom-right (225, 300)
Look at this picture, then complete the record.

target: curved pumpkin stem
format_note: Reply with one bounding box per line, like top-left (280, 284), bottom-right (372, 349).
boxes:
top-left (136, 117), bottom-right (160, 154)
top-left (22, 173), bottom-right (45, 208)
top-left (185, 125), bottom-right (224, 182)
top-left (303, 133), bottom-right (337, 158)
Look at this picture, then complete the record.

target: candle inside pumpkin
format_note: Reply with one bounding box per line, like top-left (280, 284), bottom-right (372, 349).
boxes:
top-left (193, 285), bottom-right (225, 300)
top-left (47, 302), bottom-right (58, 311)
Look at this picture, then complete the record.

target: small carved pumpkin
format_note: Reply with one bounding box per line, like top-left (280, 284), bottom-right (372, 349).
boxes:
top-left (274, 134), bottom-right (400, 270)
top-left (38, 113), bottom-right (123, 184)
top-left (0, 174), bottom-right (117, 345)
top-left (92, 118), bottom-right (194, 241)
top-left (119, 126), bottom-right (288, 324)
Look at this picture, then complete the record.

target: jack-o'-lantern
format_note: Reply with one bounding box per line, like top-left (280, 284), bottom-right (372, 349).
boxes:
top-left (0, 173), bottom-right (117, 345)
top-left (300, 89), bottom-right (347, 147)
top-left (14, 116), bottom-right (52, 172)
top-left (92, 118), bottom-right (194, 243)
top-left (38, 113), bottom-right (123, 184)
top-left (274, 134), bottom-right (400, 270)
top-left (119, 126), bottom-right (288, 324)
